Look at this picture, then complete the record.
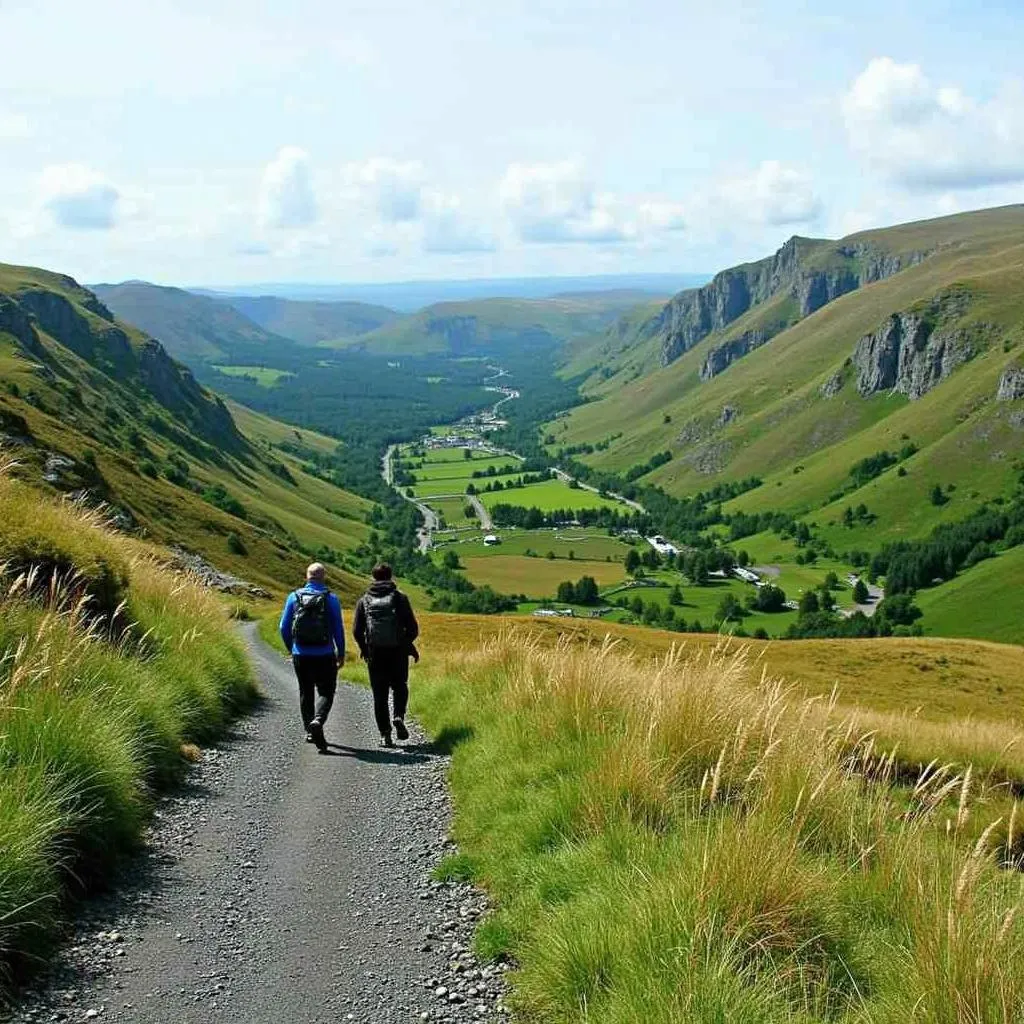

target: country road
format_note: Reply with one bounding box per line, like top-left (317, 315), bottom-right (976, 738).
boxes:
top-left (10, 626), bottom-right (506, 1024)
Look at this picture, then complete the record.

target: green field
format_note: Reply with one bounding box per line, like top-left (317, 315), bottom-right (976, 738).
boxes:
top-left (430, 496), bottom-right (478, 528)
top-left (460, 554), bottom-right (626, 596)
top-left (916, 545), bottom-right (1024, 644)
top-left (477, 478), bottom-right (627, 513)
top-left (451, 528), bottom-right (631, 561)
top-left (213, 364), bottom-right (295, 386)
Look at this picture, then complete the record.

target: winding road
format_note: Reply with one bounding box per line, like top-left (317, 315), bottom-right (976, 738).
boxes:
top-left (11, 626), bottom-right (506, 1024)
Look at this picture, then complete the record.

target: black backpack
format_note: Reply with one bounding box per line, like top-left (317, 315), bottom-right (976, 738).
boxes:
top-left (364, 591), bottom-right (401, 649)
top-left (292, 589), bottom-right (331, 646)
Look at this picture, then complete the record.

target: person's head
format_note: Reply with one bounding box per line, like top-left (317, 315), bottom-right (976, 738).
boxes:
top-left (306, 562), bottom-right (327, 583)
top-left (371, 563), bottom-right (393, 582)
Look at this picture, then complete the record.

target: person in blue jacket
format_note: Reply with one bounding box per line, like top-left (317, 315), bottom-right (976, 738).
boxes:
top-left (279, 562), bottom-right (345, 752)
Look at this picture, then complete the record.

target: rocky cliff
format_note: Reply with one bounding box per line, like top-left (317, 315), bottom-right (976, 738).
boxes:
top-left (997, 366), bottom-right (1024, 401)
top-left (654, 236), bottom-right (930, 369)
top-left (699, 330), bottom-right (768, 381)
top-left (853, 289), bottom-right (988, 400)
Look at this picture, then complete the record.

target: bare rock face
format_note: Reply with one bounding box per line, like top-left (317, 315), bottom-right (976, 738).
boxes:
top-left (700, 330), bottom-right (767, 381)
top-left (16, 287), bottom-right (134, 368)
top-left (0, 294), bottom-right (43, 355)
top-left (820, 366), bottom-right (847, 398)
top-left (853, 289), bottom-right (988, 400)
top-left (655, 236), bottom-right (930, 368)
top-left (997, 366), bottom-right (1024, 401)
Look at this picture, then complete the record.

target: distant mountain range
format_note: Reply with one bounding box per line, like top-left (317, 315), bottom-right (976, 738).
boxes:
top-left (192, 273), bottom-right (708, 311)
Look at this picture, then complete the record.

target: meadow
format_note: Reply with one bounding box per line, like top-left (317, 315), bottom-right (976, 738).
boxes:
top-left (460, 555), bottom-right (625, 597)
top-left (213, 364), bottom-right (296, 386)
top-left (478, 478), bottom-right (626, 514)
top-left (451, 528), bottom-right (631, 561)
top-left (411, 627), bottom-right (1024, 1023)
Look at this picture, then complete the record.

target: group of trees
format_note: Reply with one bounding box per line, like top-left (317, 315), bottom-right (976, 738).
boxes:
top-left (555, 575), bottom-right (600, 605)
top-left (489, 503), bottom-right (648, 531)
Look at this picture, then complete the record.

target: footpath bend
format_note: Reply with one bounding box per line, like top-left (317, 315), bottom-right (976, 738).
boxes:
top-left (8, 625), bottom-right (508, 1024)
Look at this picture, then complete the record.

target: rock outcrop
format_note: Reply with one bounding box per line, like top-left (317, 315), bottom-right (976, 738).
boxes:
top-left (997, 366), bottom-right (1024, 401)
top-left (853, 290), bottom-right (987, 400)
top-left (700, 330), bottom-right (768, 381)
top-left (654, 236), bottom-right (930, 367)
top-left (0, 294), bottom-right (43, 356)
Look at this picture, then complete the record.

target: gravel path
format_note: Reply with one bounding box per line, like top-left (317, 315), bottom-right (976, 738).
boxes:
top-left (6, 625), bottom-right (508, 1024)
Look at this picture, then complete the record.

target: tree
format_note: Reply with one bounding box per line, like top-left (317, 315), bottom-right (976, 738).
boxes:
top-left (818, 587), bottom-right (836, 612)
top-left (630, 596), bottom-right (645, 616)
top-left (876, 593), bottom-right (922, 628)
top-left (737, 550), bottom-right (750, 567)
top-left (556, 581), bottom-right (576, 604)
top-left (842, 507), bottom-right (854, 528)
top-left (624, 548), bottom-right (641, 574)
top-left (574, 576), bottom-right (600, 605)
top-left (852, 579), bottom-right (870, 603)
top-left (798, 590), bottom-right (820, 615)
top-left (463, 447), bottom-right (472, 459)
top-left (823, 571), bottom-right (840, 590)
top-left (442, 549), bottom-right (461, 570)
top-left (715, 594), bottom-right (744, 623)
top-left (568, 549), bottom-right (575, 561)
top-left (668, 584), bottom-right (684, 606)
top-left (463, 504), bottom-right (476, 519)
top-left (930, 484), bottom-right (949, 506)
top-left (751, 584), bottom-right (787, 613)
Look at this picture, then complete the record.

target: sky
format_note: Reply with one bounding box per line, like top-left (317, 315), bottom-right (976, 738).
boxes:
top-left (3, 0), bottom-right (1024, 286)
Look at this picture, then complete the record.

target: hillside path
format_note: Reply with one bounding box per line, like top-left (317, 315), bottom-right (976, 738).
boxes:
top-left (9, 625), bottom-right (506, 1024)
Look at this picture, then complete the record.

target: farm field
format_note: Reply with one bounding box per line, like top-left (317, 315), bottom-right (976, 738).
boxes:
top-left (413, 458), bottom-right (521, 484)
top-left (410, 470), bottom-right (526, 499)
top-left (460, 555), bottom-right (626, 596)
top-left (477, 477), bottom-right (626, 513)
top-left (213, 364), bottom-right (295, 386)
top-left (430, 496), bottom-right (478, 528)
top-left (450, 528), bottom-right (631, 561)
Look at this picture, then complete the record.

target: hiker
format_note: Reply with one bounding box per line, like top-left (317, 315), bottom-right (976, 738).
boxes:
top-left (279, 562), bottom-right (346, 752)
top-left (353, 563), bottom-right (420, 747)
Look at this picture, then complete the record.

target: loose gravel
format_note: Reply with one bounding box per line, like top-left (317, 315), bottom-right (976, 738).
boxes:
top-left (5, 625), bottom-right (510, 1024)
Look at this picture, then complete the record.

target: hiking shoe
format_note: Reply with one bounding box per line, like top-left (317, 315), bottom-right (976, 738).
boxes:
top-left (393, 718), bottom-right (409, 741)
top-left (308, 720), bottom-right (327, 752)
top-left (380, 733), bottom-right (394, 748)
top-left (305, 731), bottom-right (314, 744)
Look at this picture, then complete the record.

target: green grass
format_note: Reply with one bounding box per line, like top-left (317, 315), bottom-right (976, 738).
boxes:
top-left (0, 468), bottom-right (257, 997)
top-left (450, 528), bottom-right (631, 561)
top-left (458, 555), bottom-right (625, 597)
top-left (213, 364), bottom-right (295, 387)
top-left (477, 479), bottom-right (627, 514)
top-left (916, 545), bottom-right (1024, 644)
top-left (412, 629), bottom-right (1024, 1024)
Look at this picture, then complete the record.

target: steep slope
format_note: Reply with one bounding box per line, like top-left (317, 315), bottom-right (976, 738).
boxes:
top-left (92, 281), bottom-right (288, 364)
top-left (224, 295), bottom-right (399, 345)
top-left (1, 263), bottom-right (370, 596)
top-left (550, 205), bottom-right (1024, 545)
top-left (341, 293), bottom-right (660, 357)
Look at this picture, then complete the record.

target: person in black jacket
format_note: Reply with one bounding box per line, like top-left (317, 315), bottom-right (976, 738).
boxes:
top-left (352, 564), bottom-right (420, 747)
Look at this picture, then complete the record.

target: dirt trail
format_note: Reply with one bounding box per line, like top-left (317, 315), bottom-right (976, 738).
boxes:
top-left (8, 626), bottom-right (507, 1024)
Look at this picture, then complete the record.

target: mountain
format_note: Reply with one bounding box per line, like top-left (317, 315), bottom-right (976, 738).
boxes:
top-left (92, 281), bottom-right (289, 364)
top-left (1, 264), bottom-right (370, 597)
top-left (548, 205), bottom-right (1024, 631)
top-left (339, 292), bottom-right (668, 357)
top-left (222, 295), bottom-right (399, 346)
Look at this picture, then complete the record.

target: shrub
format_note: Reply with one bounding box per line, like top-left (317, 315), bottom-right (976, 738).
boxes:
top-left (226, 531), bottom-right (248, 556)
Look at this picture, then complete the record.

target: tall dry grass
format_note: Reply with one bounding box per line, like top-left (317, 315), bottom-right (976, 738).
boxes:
top-left (415, 629), bottom-right (1024, 1023)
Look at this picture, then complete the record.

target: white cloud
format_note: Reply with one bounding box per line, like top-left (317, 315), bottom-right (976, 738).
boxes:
top-left (717, 160), bottom-right (821, 226)
top-left (40, 164), bottom-right (120, 230)
top-left (352, 158), bottom-right (424, 223)
top-left (259, 146), bottom-right (317, 230)
top-left (499, 161), bottom-right (635, 244)
top-left (422, 192), bottom-right (496, 254)
top-left (843, 57), bottom-right (1024, 190)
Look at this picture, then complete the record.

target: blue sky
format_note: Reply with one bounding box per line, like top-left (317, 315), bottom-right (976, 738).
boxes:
top-left (2, 0), bottom-right (1024, 285)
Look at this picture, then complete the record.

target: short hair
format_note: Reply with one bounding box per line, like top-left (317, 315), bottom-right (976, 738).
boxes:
top-left (371, 563), bottom-right (393, 581)
top-left (306, 562), bottom-right (327, 581)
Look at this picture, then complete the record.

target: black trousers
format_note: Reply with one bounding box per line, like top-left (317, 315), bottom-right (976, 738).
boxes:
top-left (292, 654), bottom-right (337, 729)
top-left (367, 649), bottom-right (409, 736)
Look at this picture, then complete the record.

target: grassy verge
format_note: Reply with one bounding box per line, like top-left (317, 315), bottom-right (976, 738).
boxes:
top-left (412, 629), bottom-right (1024, 1023)
top-left (0, 464), bottom-right (257, 1000)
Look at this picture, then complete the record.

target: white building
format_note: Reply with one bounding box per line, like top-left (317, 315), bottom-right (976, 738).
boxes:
top-left (647, 535), bottom-right (679, 557)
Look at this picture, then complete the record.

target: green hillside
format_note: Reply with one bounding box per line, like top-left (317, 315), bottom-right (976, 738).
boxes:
top-left (552, 206), bottom-right (1024, 512)
top-left (92, 280), bottom-right (289, 364)
top-left (1, 264), bottom-right (370, 600)
top-left (224, 295), bottom-right (399, 345)
top-left (343, 293), bottom-right (662, 356)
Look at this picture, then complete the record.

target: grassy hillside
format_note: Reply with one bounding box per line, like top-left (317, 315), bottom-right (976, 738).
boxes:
top-left (0, 460), bottom-right (257, 998)
top-left (224, 295), bottom-right (399, 345)
top-left (343, 293), bottom-right (660, 356)
top-left (92, 281), bottom-right (289, 364)
top-left (544, 207), bottom-right (1024, 643)
top-left (411, 628), bottom-right (1024, 1023)
top-left (1, 263), bottom-right (370, 600)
